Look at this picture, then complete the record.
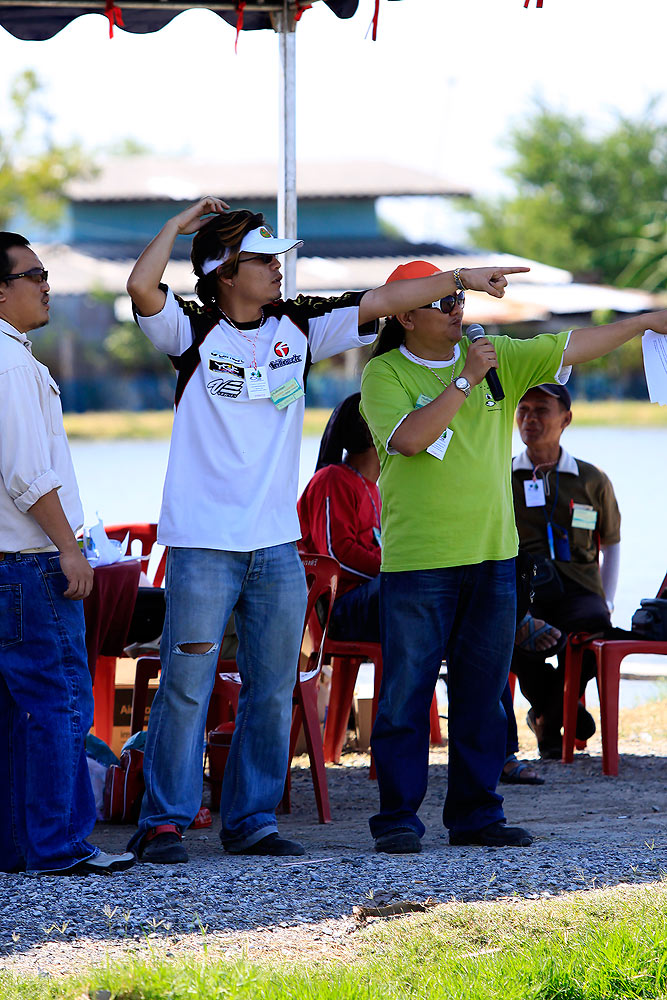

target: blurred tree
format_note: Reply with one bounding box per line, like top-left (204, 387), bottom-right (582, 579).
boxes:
top-left (0, 70), bottom-right (96, 230)
top-left (104, 322), bottom-right (174, 375)
top-left (465, 101), bottom-right (667, 287)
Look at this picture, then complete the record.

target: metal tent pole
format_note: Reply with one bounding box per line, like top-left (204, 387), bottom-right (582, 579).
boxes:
top-left (276, 3), bottom-right (297, 299)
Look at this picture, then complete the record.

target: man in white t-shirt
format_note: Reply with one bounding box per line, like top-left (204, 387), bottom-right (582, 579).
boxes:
top-left (126, 197), bottom-right (529, 862)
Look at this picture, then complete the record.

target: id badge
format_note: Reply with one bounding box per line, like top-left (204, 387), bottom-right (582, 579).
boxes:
top-left (415, 393), bottom-right (453, 461)
top-left (245, 365), bottom-right (271, 399)
top-left (270, 377), bottom-right (304, 410)
top-left (524, 479), bottom-right (546, 507)
top-left (571, 503), bottom-right (598, 529)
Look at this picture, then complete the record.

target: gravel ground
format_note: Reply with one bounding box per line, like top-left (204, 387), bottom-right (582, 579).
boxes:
top-left (1, 699), bottom-right (665, 978)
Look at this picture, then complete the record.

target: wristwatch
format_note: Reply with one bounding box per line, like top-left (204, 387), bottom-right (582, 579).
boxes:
top-left (454, 376), bottom-right (471, 397)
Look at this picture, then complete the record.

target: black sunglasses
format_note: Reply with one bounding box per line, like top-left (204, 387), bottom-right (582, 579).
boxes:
top-left (420, 290), bottom-right (465, 314)
top-left (237, 253), bottom-right (275, 265)
top-left (1, 267), bottom-right (49, 284)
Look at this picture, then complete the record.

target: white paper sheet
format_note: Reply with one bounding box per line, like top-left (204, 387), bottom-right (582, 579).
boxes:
top-left (642, 329), bottom-right (667, 405)
top-left (83, 516), bottom-right (130, 567)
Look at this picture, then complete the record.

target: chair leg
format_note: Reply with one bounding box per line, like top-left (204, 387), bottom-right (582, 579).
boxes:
top-left (131, 657), bottom-right (161, 735)
top-left (279, 704), bottom-right (301, 816)
top-left (299, 678), bottom-right (332, 824)
top-left (369, 654), bottom-right (383, 781)
top-left (323, 656), bottom-right (362, 763)
top-left (561, 641), bottom-right (584, 763)
top-left (429, 692), bottom-right (443, 745)
top-left (508, 671), bottom-right (517, 698)
top-left (597, 649), bottom-right (621, 777)
top-left (92, 655), bottom-right (117, 747)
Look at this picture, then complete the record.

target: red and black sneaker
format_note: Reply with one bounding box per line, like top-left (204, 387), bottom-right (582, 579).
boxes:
top-left (140, 824), bottom-right (188, 864)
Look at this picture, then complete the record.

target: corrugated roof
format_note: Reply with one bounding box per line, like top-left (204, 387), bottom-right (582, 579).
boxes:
top-left (36, 243), bottom-right (658, 328)
top-left (66, 158), bottom-right (471, 202)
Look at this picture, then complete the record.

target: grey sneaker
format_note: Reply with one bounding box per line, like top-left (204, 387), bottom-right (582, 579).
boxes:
top-left (38, 851), bottom-right (136, 876)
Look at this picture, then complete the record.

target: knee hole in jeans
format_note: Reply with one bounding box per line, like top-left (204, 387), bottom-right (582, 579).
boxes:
top-left (174, 641), bottom-right (218, 655)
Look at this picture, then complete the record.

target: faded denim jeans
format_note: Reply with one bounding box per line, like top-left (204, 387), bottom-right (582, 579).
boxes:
top-left (134, 543), bottom-right (307, 851)
top-left (0, 553), bottom-right (97, 874)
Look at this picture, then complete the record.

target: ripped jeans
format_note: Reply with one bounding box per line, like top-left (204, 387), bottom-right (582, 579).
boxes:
top-left (135, 543), bottom-right (307, 850)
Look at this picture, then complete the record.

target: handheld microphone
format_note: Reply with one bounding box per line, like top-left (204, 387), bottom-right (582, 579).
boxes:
top-left (466, 324), bottom-right (505, 401)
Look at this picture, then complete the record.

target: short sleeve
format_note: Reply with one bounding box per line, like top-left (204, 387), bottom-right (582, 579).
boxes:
top-left (287, 293), bottom-right (377, 364)
top-left (597, 472), bottom-right (621, 545)
top-left (134, 286), bottom-right (196, 356)
top-left (360, 356), bottom-right (414, 453)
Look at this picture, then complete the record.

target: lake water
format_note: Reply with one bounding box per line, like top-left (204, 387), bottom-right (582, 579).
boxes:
top-left (71, 425), bottom-right (667, 635)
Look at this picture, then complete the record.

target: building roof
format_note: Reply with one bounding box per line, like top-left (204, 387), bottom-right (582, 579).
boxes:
top-left (39, 243), bottom-right (658, 329)
top-left (66, 158), bottom-right (471, 202)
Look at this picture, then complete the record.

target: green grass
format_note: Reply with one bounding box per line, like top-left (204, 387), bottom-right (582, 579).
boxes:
top-left (3, 884), bottom-right (666, 999)
top-left (61, 401), bottom-right (667, 441)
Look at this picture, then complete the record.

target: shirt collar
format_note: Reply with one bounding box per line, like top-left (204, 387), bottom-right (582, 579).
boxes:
top-left (0, 318), bottom-right (32, 352)
top-left (513, 446), bottom-right (579, 475)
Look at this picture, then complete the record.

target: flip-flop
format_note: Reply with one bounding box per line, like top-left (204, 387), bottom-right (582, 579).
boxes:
top-left (515, 613), bottom-right (567, 659)
top-left (500, 756), bottom-right (545, 785)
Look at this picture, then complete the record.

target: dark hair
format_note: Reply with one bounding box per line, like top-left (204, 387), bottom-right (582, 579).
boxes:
top-left (371, 315), bottom-right (406, 359)
top-left (315, 392), bottom-right (373, 471)
top-left (191, 210), bottom-right (266, 306)
top-left (0, 232), bottom-right (30, 283)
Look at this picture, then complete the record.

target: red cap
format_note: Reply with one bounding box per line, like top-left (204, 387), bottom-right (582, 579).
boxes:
top-left (385, 260), bottom-right (441, 283)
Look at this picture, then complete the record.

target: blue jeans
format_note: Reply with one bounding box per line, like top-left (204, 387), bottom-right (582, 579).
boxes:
top-left (133, 543), bottom-right (307, 851)
top-left (370, 559), bottom-right (516, 839)
top-left (329, 575), bottom-right (381, 642)
top-left (0, 553), bottom-right (97, 874)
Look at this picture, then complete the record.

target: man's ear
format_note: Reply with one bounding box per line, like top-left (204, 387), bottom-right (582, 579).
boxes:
top-left (396, 312), bottom-right (414, 331)
top-left (562, 410), bottom-right (573, 431)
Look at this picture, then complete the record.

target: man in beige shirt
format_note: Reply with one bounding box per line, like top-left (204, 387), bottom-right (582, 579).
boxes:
top-left (0, 231), bottom-right (134, 875)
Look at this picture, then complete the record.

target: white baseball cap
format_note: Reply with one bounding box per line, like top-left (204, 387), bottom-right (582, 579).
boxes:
top-left (201, 225), bottom-right (304, 275)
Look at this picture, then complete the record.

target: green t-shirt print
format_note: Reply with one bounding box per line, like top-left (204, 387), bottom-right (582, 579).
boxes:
top-left (360, 331), bottom-right (571, 573)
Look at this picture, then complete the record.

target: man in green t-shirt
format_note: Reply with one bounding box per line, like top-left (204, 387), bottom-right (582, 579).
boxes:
top-left (360, 259), bottom-right (667, 854)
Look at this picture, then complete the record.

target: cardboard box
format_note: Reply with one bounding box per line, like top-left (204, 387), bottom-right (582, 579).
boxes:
top-left (111, 684), bottom-right (157, 757)
top-left (353, 695), bottom-right (373, 751)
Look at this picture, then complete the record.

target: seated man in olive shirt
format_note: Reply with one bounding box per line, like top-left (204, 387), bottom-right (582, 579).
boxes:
top-left (510, 384), bottom-right (621, 757)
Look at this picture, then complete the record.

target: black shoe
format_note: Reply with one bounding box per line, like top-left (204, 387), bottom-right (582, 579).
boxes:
top-left (526, 708), bottom-right (562, 759)
top-left (374, 829), bottom-right (422, 854)
top-left (575, 704), bottom-right (596, 741)
top-left (38, 851), bottom-right (136, 876)
top-left (450, 821), bottom-right (533, 847)
top-left (141, 826), bottom-right (188, 864)
top-left (226, 833), bottom-right (305, 857)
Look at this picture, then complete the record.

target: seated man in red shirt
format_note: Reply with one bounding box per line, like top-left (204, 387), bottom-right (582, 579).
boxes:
top-left (298, 393), bottom-right (381, 641)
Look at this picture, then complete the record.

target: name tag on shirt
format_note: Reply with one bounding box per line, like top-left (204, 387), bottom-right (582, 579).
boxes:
top-left (571, 503), bottom-right (598, 529)
top-left (415, 393), bottom-right (453, 461)
top-left (245, 365), bottom-right (271, 399)
top-left (524, 479), bottom-right (546, 507)
top-left (270, 377), bottom-right (304, 410)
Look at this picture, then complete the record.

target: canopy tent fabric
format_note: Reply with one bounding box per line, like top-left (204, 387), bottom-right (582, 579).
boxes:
top-left (0, 0), bottom-right (406, 295)
top-left (0, 0), bottom-right (375, 40)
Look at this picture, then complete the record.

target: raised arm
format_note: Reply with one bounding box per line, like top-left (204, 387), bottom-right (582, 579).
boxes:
top-left (357, 266), bottom-right (530, 326)
top-left (126, 196), bottom-right (229, 317)
top-left (563, 310), bottom-right (667, 365)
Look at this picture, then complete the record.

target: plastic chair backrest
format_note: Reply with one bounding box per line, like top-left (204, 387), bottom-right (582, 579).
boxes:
top-left (105, 522), bottom-right (166, 587)
top-left (300, 553), bottom-right (339, 674)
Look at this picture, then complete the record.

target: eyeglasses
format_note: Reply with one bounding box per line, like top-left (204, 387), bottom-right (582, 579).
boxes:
top-left (237, 253), bottom-right (275, 265)
top-left (420, 291), bottom-right (465, 314)
top-left (1, 267), bottom-right (49, 284)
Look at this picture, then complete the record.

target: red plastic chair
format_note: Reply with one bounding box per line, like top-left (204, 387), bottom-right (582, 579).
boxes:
top-left (106, 522), bottom-right (166, 587)
top-left (320, 641), bottom-right (443, 773)
top-left (562, 570), bottom-right (667, 776)
top-left (208, 553), bottom-right (340, 823)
